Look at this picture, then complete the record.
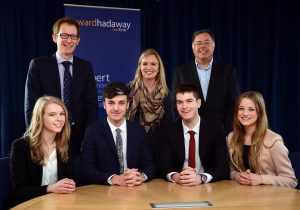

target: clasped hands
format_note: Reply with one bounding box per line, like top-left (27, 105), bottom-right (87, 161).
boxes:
top-left (47, 178), bottom-right (76, 194)
top-left (112, 168), bottom-right (145, 187)
top-left (236, 169), bottom-right (263, 186)
top-left (171, 166), bottom-right (202, 186)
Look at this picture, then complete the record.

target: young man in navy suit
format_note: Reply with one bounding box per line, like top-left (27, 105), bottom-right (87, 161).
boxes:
top-left (172, 29), bottom-right (239, 135)
top-left (24, 17), bottom-right (98, 157)
top-left (159, 84), bottom-right (229, 186)
top-left (81, 82), bottom-right (155, 186)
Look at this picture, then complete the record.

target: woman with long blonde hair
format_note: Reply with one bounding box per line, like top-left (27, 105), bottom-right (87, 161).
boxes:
top-left (127, 49), bottom-right (173, 176)
top-left (9, 96), bottom-right (75, 208)
top-left (227, 91), bottom-right (297, 188)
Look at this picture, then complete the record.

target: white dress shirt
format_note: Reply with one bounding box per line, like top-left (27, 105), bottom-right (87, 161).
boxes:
top-left (41, 150), bottom-right (58, 186)
top-left (167, 116), bottom-right (213, 183)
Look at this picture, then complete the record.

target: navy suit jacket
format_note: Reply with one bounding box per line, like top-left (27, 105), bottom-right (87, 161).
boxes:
top-left (24, 54), bottom-right (98, 156)
top-left (172, 60), bottom-right (239, 135)
top-left (9, 137), bottom-right (73, 207)
top-left (159, 118), bottom-right (229, 182)
top-left (80, 119), bottom-right (155, 185)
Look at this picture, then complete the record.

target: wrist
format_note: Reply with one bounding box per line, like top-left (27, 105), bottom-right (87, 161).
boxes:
top-left (139, 172), bottom-right (146, 182)
top-left (200, 174), bottom-right (207, 184)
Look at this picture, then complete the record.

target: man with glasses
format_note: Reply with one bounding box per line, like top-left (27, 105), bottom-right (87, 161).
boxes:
top-left (24, 17), bottom-right (98, 157)
top-left (172, 29), bottom-right (239, 135)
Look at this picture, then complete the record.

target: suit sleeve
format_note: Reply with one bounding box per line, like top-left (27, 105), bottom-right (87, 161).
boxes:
top-left (84, 63), bottom-right (98, 126)
top-left (224, 66), bottom-right (239, 135)
top-left (158, 126), bottom-right (178, 179)
top-left (137, 127), bottom-right (156, 180)
top-left (171, 69), bottom-right (180, 121)
top-left (24, 59), bottom-right (42, 128)
top-left (261, 141), bottom-right (298, 188)
top-left (10, 140), bottom-right (48, 203)
top-left (205, 124), bottom-right (230, 182)
top-left (80, 125), bottom-right (112, 185)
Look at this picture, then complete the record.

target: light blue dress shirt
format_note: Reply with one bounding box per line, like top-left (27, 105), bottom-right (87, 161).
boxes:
top-left (195, 58), bottom-right (213, 101)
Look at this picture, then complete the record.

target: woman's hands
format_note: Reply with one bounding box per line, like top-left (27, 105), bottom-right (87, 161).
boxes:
top-left (47, 178), bottom-right (76, 194)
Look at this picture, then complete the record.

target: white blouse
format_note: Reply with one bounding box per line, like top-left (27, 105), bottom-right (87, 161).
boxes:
top-left (41, 150), bottom-right (58, 186)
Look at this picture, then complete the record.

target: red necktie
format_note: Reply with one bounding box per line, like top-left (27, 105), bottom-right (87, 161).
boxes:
top-left (188, 130), bottom-right (196, 168)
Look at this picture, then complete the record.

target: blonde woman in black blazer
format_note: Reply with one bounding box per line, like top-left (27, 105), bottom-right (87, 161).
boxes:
top-left (8, 96), bottom-right (75, 209)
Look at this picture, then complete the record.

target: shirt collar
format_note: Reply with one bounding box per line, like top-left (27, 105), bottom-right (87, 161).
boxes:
top-left (182, 116), bottom-right (201, 135)
top-left (106, 118), bottom-right (127, 133)
top-left (56, 52), bottom-right (73, 64)
top-left (195, 57), bottom-right (213, 70)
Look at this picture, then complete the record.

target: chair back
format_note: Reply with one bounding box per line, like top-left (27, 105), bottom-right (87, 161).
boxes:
top-left (289, 152), bottom-right (300, 189)
top-left (0, 157), bottom-right (12, 209)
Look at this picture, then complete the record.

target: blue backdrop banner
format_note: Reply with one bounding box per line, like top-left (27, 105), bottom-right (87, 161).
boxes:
top-left (64, 4), bottom-right (140, 118)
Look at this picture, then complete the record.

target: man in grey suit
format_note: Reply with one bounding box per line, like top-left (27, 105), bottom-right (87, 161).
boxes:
top-left (172, 29), bottom-right (239, 135)
top-left (24, 17), bottom-right (98, 157)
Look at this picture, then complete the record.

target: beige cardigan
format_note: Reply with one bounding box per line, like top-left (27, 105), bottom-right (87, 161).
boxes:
top-left (227, 129), bottom-right (298, 188)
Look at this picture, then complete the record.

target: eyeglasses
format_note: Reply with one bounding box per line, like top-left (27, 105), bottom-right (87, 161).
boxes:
top-left (193, 40), bottom-right (212, 47)
top-left (57, 33), bottom-right (79, 40)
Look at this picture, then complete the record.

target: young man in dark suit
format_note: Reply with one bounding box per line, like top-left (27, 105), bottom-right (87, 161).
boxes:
top-left (172, 29), bottom-right (239, 135)
top-left (159, 84), bottom-right (229, 186)
top-left (81, 82), bottom-right (155, 186)
top-left (24, 17), bottom-right (98, 157)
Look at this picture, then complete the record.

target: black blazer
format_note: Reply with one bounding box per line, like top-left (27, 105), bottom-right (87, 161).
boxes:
top-left (159, 118), bottom-right (229, 182)
top-left (9, 137), bottom-right (73, 207)
top-left (81, 119), bottom-right (155, 185)
top-left (172, 60), bottom-right (240, 134)
top-left (24, 54), bottom-right (98, 156)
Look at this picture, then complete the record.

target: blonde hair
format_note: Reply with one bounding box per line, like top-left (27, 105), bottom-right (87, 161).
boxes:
top-left (25, 96), bottom-right (71, 165)
top-left (230, 91), bottom-right (268, 173)
top-left (131, 48), bottom-right (168, 97)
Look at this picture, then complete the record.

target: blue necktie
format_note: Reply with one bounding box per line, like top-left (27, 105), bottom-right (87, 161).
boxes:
top-left (62, 61), bottom-right (73, 124)
top-left (116, 128), bottom-right (124, 174)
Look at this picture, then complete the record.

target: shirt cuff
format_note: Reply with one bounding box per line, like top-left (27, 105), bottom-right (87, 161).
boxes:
top-left (141, 172), bottom-right (148, 182)
top-left (199, 173), bottom-right (213, 183)
top-left (167, 172), bottom-right (178, 182)
top-left (107, 174), bottom-right (115, 185)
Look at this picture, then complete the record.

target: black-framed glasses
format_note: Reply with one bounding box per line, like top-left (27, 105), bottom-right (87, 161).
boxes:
top-left (57, 33), bottom-right (79, 40)
top-left (193, 40), bottom-right (212, 47)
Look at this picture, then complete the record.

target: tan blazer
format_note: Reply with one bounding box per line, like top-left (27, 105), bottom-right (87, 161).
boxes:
top-left (227, 129), bottom-right (298, 188)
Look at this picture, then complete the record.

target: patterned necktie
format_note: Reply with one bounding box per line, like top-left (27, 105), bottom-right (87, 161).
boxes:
top-left (116, 128), bottom-right (124, 174)
top-left (62, 61), bottom-right (73, 124)
top-left (188, 130), bottom-right (196, 168)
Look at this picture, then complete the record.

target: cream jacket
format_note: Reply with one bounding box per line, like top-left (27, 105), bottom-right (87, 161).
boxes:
top-left (227, 129), bottom-right (298, 188)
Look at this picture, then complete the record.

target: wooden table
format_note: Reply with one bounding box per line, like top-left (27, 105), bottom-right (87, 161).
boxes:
top-left (12, 179), bottom-right (300, 210)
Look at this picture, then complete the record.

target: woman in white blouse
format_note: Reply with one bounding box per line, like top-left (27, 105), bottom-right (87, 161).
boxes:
top-left (8, 96), bottom-right (75, 208)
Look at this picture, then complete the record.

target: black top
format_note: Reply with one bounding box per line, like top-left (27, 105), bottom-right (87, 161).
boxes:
top-left (243, 145), bottom-right (250, 170)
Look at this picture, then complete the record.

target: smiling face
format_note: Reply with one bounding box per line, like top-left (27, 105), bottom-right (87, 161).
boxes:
top-left (140, 54), bottom-right (160, 82)
top-left (42, 103), bottom-right (66, 135)
top-left (237, 98), bottom-right (258, 130)
top-left (176, 92), bottom-right (201, 124)
top-left (192, 32), bottom-right (215, 64)
top-left (103, 95), bottom-right (129, 127)
top-left (52, 23), bottom-right (80, 60)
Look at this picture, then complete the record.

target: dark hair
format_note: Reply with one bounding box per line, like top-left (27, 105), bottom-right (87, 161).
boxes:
top-left (103, 81), bottom-right (130, 100)
top-left (192, 29), bottom-right (215, 43)
top-left (52, 17), bottom-right (80, 37)
top-left (175, 84), bottom-right (200, 99)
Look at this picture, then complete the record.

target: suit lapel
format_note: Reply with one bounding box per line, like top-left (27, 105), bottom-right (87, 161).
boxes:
top-left (126, 121), bottom-right (133, 164)
top-left (198, 119), bottom-right (208, 160)
top-left (206, 60), bottom-right (220, 104)
top-left (101, 120), bottom-right (119, 160)
top-left (56, 151), bottom-right (63, 180)
top-left (174, 121), bottom-right (185, 164)
top-left (51, 54), bottom-right (62, 97)
top-left (72, 56), bottom-right (81, 100)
